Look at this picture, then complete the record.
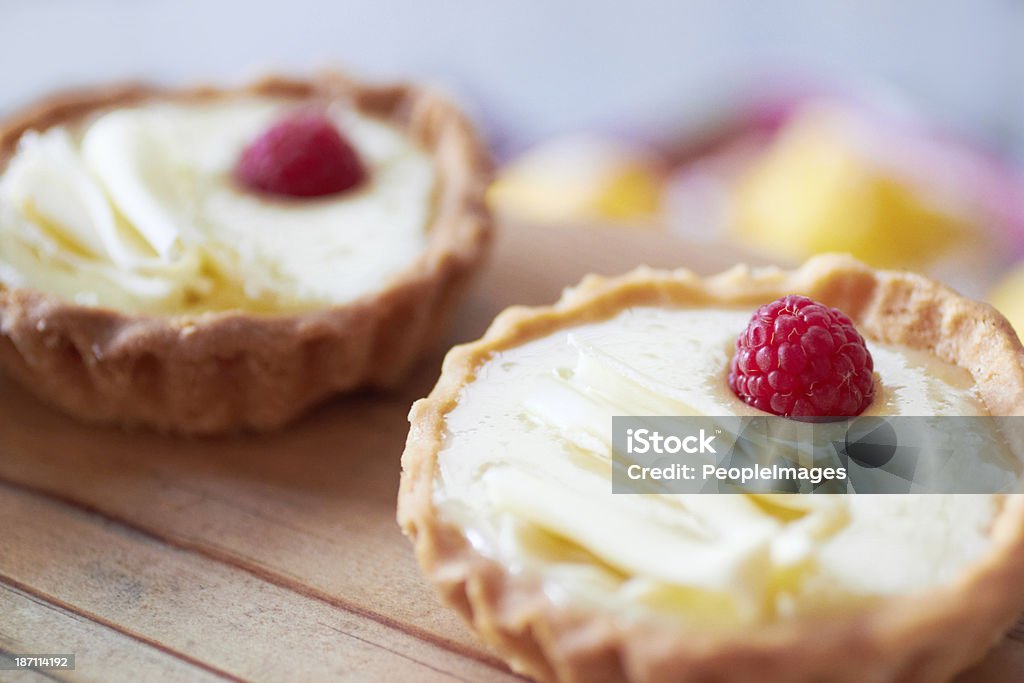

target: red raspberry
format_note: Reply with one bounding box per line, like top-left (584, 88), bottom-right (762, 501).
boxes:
top-left (728, 295), bottom-right (875, 418)
top-left (235, 110), bottom-right (366, 198)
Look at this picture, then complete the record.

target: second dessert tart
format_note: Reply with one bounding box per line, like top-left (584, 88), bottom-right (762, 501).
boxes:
top-left (0, 72), bottom-right (492, 434)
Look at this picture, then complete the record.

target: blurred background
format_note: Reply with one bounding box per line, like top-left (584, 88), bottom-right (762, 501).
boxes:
top-left (3, 0), bottom-right (1024, 325)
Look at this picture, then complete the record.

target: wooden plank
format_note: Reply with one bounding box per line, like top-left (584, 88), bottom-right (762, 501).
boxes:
top-left (0, 483), bottom-right (522, 683)
top-left (0, 372), bottom-right (490, 659)
top-left (0, 583), bottom-right (226, 683)
top-left (0, 665), bottom-right (53, 683)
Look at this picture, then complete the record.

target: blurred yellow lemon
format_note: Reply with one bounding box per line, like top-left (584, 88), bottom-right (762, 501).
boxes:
top-left (989, 265), bottom-right (1024, 339)
top-left (732, 106), bottom-right (973, 268)
top-left (490, 136), bottom-right (662, 225)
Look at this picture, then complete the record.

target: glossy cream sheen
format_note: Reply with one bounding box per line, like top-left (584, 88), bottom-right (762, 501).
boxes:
top-left (0, 98), bottom-right (435, 313)
top-left (436, 307), bottom-right (999, 626)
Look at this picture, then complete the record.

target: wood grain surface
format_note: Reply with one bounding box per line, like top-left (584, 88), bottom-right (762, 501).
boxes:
top-left (0, 221), bottom-right (1021, 682)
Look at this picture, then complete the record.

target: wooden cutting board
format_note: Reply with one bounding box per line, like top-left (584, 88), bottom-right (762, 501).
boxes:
top-left (0, 221), bottom-right (1021, 682)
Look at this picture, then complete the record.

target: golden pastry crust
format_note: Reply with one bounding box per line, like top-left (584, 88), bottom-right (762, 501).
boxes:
top-left (0, 72), bottom-right (493, 434)
top-left (398, 254), bottom-right (1024, 683)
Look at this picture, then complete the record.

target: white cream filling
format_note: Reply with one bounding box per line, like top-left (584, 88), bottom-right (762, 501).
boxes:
top-left (436, 307), bottom-right (1005, 627)
top-left (0, 98), bottom-right (435, 313)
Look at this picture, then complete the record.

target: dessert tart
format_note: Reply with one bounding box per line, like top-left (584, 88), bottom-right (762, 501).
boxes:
top-left (398, 254), bottom-right (1024, 683)
top-left (0, 72), bottom-right (491, 434)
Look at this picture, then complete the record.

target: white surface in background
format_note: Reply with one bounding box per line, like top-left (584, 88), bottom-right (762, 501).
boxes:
top-left (0, 0), bottom-right (1022, 156)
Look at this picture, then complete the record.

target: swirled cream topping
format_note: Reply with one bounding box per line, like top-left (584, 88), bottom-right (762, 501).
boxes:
top-left (0, 98), bottom-right (435, 313)
top-left (436, 307), bottom-right (1004, 627)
